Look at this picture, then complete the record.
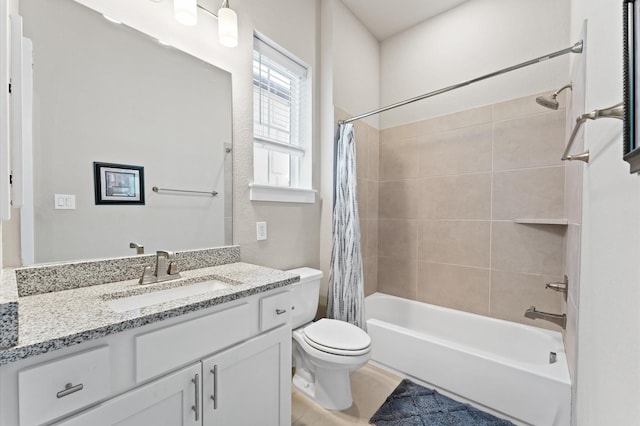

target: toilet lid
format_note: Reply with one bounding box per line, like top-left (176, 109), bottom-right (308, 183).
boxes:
top-left (303, 319), bottom-right (371, 356)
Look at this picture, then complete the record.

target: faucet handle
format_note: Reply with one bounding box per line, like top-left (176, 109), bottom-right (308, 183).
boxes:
top-left (139, 265), bottom-right (156, 285)
top-left (168, 260), bottom-right (180, 276)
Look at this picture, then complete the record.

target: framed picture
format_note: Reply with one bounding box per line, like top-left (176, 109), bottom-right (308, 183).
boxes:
top-left (93, 162), bottom-right (145, 205)
top-left (624, 0), bottom-right (640, 173)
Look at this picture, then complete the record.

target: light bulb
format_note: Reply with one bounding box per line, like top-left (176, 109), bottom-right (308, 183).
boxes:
top-left (174, 0), bottom-right (197, 26)
top-left (218, 6), bottom-right (238, 48)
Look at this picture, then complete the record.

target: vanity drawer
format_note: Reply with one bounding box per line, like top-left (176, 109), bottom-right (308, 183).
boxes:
top-left (18, 346), bottom-right (110, 426)
top-left (260, 291), bottom-right (292, 332)
top-left (136, 301), bottom-right (254, 383)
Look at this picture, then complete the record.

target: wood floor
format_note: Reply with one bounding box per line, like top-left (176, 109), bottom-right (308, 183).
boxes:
top-left (291, 364), bottom-right (402, 426)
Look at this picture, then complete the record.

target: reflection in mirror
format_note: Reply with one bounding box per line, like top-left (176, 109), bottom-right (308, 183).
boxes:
top-left (20, 0), bottom-right (233, 264)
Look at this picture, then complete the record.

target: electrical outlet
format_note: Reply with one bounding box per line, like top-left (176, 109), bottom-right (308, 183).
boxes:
top-left (256, 221), bottom-right (267, 241)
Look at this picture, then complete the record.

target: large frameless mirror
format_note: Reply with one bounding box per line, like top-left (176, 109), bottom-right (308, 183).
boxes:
top-left (19, 0), bottom-right (233, 264)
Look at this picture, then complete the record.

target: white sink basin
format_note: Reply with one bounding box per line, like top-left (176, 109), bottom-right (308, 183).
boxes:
top-left (106, 280), bottom-right (231, 313)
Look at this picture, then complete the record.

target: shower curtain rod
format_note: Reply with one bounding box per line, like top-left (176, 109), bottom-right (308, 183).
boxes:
top-left (338, 40), bottom-right (584, 125)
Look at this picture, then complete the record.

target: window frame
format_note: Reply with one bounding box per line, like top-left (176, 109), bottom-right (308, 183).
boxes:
top-left (250, 33), bottom-right (315, 204)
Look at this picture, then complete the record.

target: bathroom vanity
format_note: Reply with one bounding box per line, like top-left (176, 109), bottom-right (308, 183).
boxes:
top-left (0, 247), bottom-right (297, 426)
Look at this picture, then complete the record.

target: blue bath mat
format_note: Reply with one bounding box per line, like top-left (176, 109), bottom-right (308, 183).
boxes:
top-left (369, 379), bottom-right (515, 426)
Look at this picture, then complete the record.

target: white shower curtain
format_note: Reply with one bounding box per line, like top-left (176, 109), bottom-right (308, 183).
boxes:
top-left (328, 123), bottom-right (366, 330)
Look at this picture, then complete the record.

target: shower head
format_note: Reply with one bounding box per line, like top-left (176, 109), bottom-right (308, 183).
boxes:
top-left (535, 83), bottom-right (573, 110)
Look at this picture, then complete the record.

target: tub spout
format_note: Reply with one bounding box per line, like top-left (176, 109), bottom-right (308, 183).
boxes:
top-left (524, 306), bottom-right (566, 329)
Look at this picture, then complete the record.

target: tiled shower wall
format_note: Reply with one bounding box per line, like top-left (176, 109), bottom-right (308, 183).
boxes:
top-left (376, 92), bottom-right (569, 331)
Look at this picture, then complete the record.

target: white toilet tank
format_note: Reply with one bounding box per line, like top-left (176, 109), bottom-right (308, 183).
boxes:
top-left (287, 267), bottom-right (323, 329)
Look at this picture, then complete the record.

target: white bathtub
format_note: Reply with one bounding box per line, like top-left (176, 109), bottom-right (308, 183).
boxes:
top-left (365, 293), bottom-right (571, 426)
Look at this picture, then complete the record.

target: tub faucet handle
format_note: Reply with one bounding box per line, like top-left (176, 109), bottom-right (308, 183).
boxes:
top-left (545, 275), bottom-right (568, 298)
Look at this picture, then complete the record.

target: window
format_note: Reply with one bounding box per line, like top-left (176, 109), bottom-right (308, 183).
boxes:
top-left (250, 34), bottom-right (314, 203)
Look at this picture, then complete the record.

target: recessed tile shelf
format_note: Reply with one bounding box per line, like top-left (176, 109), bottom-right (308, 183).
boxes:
top-left (514, 218), bottom-right (569, 225)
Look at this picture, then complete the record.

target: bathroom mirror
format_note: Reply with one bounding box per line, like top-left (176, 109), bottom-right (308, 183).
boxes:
top-left (20, 0), bottom-right (233, 264)
top-left (624, 0), bottom-right (640, 173)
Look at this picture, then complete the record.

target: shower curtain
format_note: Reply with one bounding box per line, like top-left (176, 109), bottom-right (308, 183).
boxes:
top-left (328, 123), bottom-right (366, 330)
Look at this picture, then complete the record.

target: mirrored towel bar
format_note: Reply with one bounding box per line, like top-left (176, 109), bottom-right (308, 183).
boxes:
top-left (152, 186), bottom-right (218, 196)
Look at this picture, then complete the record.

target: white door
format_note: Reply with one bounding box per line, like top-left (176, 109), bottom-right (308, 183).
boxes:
top-left (54, 363), bottom-right (201, 426)
top-left (202, 325), bottom-right (291, 426)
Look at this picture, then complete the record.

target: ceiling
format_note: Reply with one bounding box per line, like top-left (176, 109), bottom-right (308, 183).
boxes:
top-left (340, 0), bottom-right (471, 41)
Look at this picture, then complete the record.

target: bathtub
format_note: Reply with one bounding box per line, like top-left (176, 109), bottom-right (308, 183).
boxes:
top-left (365, 293), bottom-right (571, 426)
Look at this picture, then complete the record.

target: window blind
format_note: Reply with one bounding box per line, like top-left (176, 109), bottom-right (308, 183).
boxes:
top-left (253, 37), bottom-right (308, 158)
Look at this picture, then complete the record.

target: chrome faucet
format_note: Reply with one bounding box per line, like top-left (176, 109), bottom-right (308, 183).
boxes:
top-left (129, 242), bottom-right (145, 255)
top-left (154, 250), bottom-right (181, 282)
top-left (139, 250), bottom-right (181, 284)
top-left (524, 306), bottom-right (567, 329)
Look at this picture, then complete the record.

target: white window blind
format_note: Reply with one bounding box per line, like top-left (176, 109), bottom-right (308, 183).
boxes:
top-left (253, 35), bottom-right (310, 188)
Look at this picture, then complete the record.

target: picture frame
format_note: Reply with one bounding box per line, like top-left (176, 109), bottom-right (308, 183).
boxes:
top-left (624, 0), bottom-right (640, 173)
top-left (93, 162), bottom-right (145, 205)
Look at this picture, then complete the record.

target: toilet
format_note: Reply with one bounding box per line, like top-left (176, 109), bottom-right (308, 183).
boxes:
top-left (287, 267), bottom-right (371, 410)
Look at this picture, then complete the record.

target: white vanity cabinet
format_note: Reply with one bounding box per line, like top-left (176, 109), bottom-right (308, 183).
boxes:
top-left (0, 287), bottom-right (293, 426)
top-left (53, 362), bottom-right (201, 426)
top-left (202, 325), bottom-right (290, 426)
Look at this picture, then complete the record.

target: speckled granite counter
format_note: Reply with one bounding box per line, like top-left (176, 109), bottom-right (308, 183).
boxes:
top-left (0, 260), bottom-right (299, 366)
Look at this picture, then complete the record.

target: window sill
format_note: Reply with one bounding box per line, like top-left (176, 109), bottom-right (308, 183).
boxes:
top-left (249, 183), bottom-right (316, 204)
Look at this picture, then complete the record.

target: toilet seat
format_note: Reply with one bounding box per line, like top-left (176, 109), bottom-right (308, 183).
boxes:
top-left (302, 319), bottom-right (371, 356)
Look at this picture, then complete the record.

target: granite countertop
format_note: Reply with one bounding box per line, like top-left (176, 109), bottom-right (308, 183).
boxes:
top-left (0, 262), bottom-right (299, 366)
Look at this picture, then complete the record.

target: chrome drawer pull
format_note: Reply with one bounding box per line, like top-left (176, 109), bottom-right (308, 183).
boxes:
top-left (210, 366), bottom-right (218, 410)
top-left (192, 374), bottom-right (200, 421)
top-left (275, 308), bottom-right (287, 315)
top-left (56, 383), bottom-right (84, 399)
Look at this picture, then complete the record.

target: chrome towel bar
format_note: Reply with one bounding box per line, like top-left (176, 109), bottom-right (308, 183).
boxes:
top-left (152, 186), bottom-right (218, 196)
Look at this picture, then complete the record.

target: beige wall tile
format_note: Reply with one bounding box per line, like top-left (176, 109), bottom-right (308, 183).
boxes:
top-left (565, 161), bottom-right (583, 224)
top-left (379, 180), bottom-right (417, 219)
top-left (417, 105), bottom-right (493, 135)
top-left (492, 166), bottom-right (565, 220)
top-left (380, 137), bottom-right (418, 180)
top-left (417, 173), bottom-right (491, 220)
top-left (369, 126), bottom-right (380, 181)
top-left (395, 121), bottom-right (424, 140)
top-left (366, 218), bottom-right (379, 259)
top-left (355, 122), bottom-right (369, 179)
top-left (493, 91), bottom-right (566, 121)
top-left (357, 177), bottom-right (368, 220)
top-left (368, 180), bottom-right (379, 219)
top-left (417, 123), bottom-right (492, 177)
top-left (490, 270), bottom-right (565, 331)
top-left (491, 222), bottom-right (565, 275)
top-left (379, 127), bottom-right (396, 145)
top-left (360, 219), bottom-right (368, 258)
top-left (363, 256), bottom-right (378, 296)
top-left (378, 219), bottom-right (417, 259)
top-left (377, 257), bottom-right (417, 299)
top-left (417, 220), bottom-right (490, 267)
top-left (417, 262), bottom-right (490, 315)
top-left (565, 297), bottom-right (578, 382)
top-left (565, 224), bottom-right (582, 305)
top-left (493, 110), bottom-right (565, 170)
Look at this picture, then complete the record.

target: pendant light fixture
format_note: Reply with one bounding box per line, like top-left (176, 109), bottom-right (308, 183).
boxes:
top-left (217, 0), bottom-right (238, 48)
top-left (174, 0), bottom-right (197, 26)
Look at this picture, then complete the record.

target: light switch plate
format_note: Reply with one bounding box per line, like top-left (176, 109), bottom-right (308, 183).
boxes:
top-left (256, 221), bottom-right (267, 241)
top-left (54, 194), bottom-right (76, 209)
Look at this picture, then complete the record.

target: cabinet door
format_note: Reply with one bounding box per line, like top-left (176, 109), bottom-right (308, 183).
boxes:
top-left (54, 363), bottom-right (201, 426)
top-left (202, 325), bottom-right (291, 426)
